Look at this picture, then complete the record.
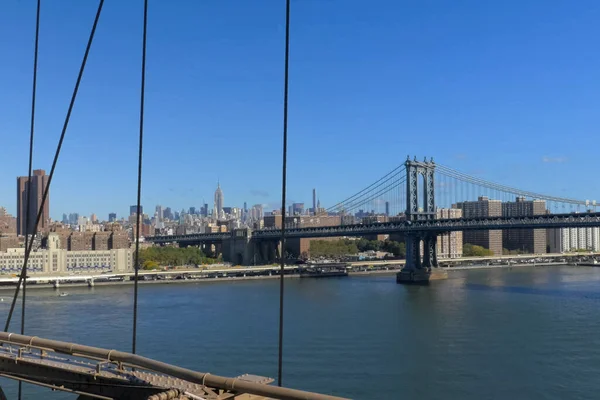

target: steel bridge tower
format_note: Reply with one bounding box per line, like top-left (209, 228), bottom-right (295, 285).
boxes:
top-left (398, 157), bottom-right (447, 283)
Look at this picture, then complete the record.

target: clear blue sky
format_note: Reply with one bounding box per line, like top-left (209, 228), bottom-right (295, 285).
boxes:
top-left (1, 0), bottom-right (599, 220)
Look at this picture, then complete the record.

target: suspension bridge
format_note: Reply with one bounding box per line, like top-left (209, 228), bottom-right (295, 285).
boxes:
top-left (147, 157), bottom-right (600, 282)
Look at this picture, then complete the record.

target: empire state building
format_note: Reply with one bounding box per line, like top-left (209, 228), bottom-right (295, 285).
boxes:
top-left (214, 183), bottom-right (224, 219)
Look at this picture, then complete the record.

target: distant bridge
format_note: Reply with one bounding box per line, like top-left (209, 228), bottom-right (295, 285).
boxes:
top-left (146, 159), bottom-right (600, 278)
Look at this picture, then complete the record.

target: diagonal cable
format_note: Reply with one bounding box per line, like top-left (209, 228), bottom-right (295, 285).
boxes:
top-left (132, 0), bottom-right (148, 355)
top-left (4, 0), bottom-right (104, 333)
top-left (327, 165), bottom-right (405, 212)
top-left (278, 0), bottom-right (291, 387)
top-left (18, 1), bottom-right (41, 398)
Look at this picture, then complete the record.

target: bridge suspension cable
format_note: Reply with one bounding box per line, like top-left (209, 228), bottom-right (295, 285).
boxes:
top-left (336, 176), bottom-right (406, 215)
top-left (132, 0), bottom-right (148, 356)
top-left (17, 1), bottom-right (41, 398)
top-left (326, 165), bottom-right (406, 213)
top-left (436, 164), bottom-right (590, 206)
top-left (4, 0), bottom-right (105, 335)
top-left (277, 0), bottom-right (291, 387)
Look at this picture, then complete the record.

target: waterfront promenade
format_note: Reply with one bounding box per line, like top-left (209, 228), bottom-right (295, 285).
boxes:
top-left (0, 251), bottom-right (597, 290)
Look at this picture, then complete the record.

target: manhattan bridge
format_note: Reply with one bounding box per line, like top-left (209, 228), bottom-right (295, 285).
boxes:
top-left (150, 157), bottom-right (600, 282)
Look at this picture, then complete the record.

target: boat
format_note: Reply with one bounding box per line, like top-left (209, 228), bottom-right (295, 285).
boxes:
top-left (300, 263), bottom-right (349, 278)
top-left (58, 292), bottom-right (69, 297)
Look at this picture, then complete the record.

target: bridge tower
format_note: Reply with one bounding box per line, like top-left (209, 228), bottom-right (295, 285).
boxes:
top-left (398, 157), bottom-right (447, 283)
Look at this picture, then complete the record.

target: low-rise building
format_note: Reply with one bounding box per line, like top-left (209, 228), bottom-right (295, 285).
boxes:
top-left (0, 233), bottom-right (132, 275)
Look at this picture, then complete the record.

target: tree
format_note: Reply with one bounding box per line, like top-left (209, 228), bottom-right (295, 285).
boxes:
top-left (463, 243), bottom-right (493, 257)
top-left (143, 260), bottom-right (159, 270)
top-left (383, 241), bottom-right (405, 258)
top-left (139, 246), bottom-right (217, 267)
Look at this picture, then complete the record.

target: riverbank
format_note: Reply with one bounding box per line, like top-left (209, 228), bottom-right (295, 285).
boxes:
top-left (0, 269), bottom-right (402, 291)
top-left (0, 262), bottom-right (584, 291)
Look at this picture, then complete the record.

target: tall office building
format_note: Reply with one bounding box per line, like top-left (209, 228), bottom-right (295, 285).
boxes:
top-left (502, 197), bottom-right (546, 253)
top-left (130, 205), bottom-right (143, 216)
top-left (291, 203), bottom-right (304, 216)
top-left (17, 169), bottom-right (50, 236)
top-left (214, 183), bottom-right (224, 219)
top-left (108, 213), bottom-right (117, 222)
top-left (454, 196), bottom-right (502, 255)
top-left (385, 201), bottom-right (390, 216)
top-left (312, 189), bottom-right (317, 215)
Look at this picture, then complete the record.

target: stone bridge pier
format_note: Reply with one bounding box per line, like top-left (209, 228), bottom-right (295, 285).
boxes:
top-left (397, 158), bottom-right (447, 284)
top-left (222, 229), bottom-right (280, 266)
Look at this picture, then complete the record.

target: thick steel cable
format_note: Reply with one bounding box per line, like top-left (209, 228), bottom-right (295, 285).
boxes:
top-left (437, 165), bottom-right (586, 205)
top-left (277, 0), bottom-right (290, 387)
top-left (328, 170), bottom-right (405, 213)
top-left (337, 175), bottom-right (405, 212)
top-left (327, 165), bottom-right (405, 212)
top-left (18, 1), bottom-right (41, 398)
top-left (342, 178), bottom-right (406, 214)
top-left (132, 0), bottom-right (148, 356)
top-left (4, 0), bottom-right (104, 333)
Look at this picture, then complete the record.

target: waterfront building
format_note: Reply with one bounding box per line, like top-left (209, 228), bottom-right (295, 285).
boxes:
top-left (454, 196), bottom-right (503, 255)
top-left (547, 227), bottom-right (600, 253)
top-left (502, 196), bottom-right (546, 254)
top-left (0, 233), bottom-right (132, 275)
top-left (436, 208), bottom-right (463, 258)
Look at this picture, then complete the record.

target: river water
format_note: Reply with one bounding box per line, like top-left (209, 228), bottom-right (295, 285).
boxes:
top-left (2, 265), bottom-right (600, 399)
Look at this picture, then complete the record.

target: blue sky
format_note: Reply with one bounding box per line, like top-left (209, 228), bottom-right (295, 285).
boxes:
top-left (1, 0), bottom-right (599, 220)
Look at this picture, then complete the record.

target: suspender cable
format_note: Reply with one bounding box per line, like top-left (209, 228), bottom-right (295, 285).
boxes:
top-left (277, 0), bottom-right (291, 387)
top-left (132, 0), bottom-right (148, 355)
top-left (21, 0), bottom-right (41, 343)
top-left (4, 0), bottom-right (104, 333)
top-left (18, 1), bottom-right (41, 398)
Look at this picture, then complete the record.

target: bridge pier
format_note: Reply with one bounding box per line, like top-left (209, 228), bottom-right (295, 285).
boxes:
top-left (397, 232), bottom-right (447, 284)
top-left (397, 158), bottom-right (447, 284)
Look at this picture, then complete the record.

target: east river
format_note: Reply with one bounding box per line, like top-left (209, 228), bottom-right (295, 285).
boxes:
top-left (1, 265), bottom-right (600, 399)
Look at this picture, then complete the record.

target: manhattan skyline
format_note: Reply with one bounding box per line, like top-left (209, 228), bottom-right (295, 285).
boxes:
top-left (1, 1), bottom-right (599, 219)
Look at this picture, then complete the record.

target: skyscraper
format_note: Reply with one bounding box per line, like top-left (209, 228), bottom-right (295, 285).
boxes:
top-left (130, 205), bottom-right (143, 216)
top-left (17, 169), bottom-right (50, 236)
top-left (214, 183), bottom-right (224, 219)
top-left (108, 213), bottom-right (117, 222)
top-left (312, 189), bottom-right (317, 215)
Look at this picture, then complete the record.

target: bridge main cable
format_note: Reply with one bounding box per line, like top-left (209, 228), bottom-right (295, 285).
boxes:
top-left (436, 164), bottom-right (589, 206)
top-left (327, 165), bottom-right (406, 212)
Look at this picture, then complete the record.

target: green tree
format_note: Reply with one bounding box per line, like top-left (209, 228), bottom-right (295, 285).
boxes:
top-left (463, 243), bottom-right (493, 257)
top-left (143, 260), bottom-right (159, 270)
top-left (139, 246), bottom-right (217, 267)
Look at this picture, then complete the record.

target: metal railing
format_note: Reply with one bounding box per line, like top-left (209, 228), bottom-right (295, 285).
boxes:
top-left (0, 332), bottom-right (348, 400)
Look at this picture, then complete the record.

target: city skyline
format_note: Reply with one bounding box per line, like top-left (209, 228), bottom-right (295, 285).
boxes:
top-left (2, 1), bottom-right (600, 219)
